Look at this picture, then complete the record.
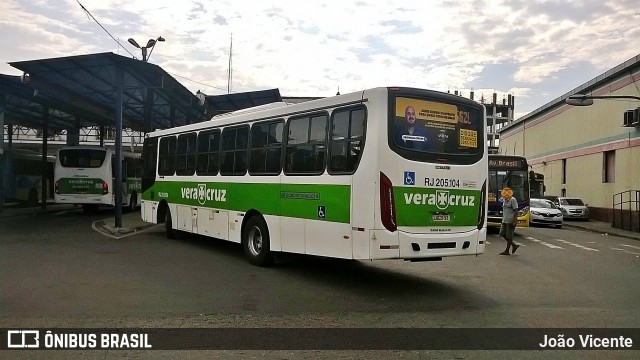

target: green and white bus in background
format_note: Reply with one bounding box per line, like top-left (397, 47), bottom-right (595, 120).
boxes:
top-left (141, 87), bottom-right (487, 266)
top-left (54, 146), bottom-right (142, 212)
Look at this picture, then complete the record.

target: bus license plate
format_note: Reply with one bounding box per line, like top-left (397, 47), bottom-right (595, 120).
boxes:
top-left (432, 214), bottom-right (450, 222)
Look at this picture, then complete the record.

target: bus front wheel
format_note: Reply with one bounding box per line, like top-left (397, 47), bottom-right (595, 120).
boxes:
top-left (165, 209), bottom-right (177, 239)
top-left (242, 216), bottom-right (274, 266)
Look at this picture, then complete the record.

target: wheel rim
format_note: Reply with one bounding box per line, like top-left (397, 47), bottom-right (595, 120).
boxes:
top-left (247, 225), bottom-right (263, 256)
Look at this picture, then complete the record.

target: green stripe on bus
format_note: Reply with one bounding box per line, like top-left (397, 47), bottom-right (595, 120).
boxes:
top-left (394, 187), bottom-right (481, 226)
top-left (143, 181), bottom-right (351, 223)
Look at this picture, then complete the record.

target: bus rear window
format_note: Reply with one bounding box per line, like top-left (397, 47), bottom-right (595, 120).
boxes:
top-left (392, 96), bottom-right (482, 155)
top-left (59, 149), bottom-right (106, 168)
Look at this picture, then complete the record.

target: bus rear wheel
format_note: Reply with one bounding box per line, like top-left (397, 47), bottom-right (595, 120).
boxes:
top-left (242, 216), bottom-right (274, 266)
top-left (27, 188), bottom-right (38, 206)
top-left (128, 192), bottom-right (137, 212)
top-left (165, 209), bottom-right (177, 239)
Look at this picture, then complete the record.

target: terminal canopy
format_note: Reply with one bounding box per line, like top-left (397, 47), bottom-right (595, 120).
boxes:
top-left (6, 52), bottom-right (207, 133)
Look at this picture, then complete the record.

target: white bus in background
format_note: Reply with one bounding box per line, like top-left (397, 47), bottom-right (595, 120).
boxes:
top-left (140, 87), bottom-right (487, 266)
top-left (54, 146), bottom-right (142, 212)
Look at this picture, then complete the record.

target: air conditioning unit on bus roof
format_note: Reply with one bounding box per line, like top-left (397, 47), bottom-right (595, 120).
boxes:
top-left (211, 102), bottom-right (291, 119)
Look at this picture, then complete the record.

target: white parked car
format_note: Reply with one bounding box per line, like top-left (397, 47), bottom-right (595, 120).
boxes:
top-left (529, 198), bottom-right (563, 228)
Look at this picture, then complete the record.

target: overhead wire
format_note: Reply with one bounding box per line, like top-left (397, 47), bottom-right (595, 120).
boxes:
top-left (76, 0), bottom-right (232, 95)
top-left (76, 0), bottom-right (137, 59)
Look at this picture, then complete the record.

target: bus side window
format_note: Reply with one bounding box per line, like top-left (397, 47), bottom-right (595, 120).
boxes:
top-left (176, 133), bottom-right (197, 176)
top-left (329, 106), bottom-right (365, 174)
top-left (158, 136), bottom-right (177, 176)
top-left (142, 137), bottom-right (158, 179)
top-left (196, 130), bottom-right (220, 176)
top-left (220, 126), bottom-right (249, 176)
top-left (249, 120), bottom-right (283, 175)
top-left (285, 113), bottom-right (327, 174)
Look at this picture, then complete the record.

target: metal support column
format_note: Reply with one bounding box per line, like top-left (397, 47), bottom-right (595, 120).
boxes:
top-left (41, 105), bottom-right (48, 210)
top-left (144, 88), bottom-right (154, 134)
top-left (114, 66), bottom-right (124, 228)
top-left (0, 92), bottom-right (5, 213)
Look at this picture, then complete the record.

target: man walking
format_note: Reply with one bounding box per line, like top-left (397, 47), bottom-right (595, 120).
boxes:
top-left (499, 186), bottom-right (520, 255)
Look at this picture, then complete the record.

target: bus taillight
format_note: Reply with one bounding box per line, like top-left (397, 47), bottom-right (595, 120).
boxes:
top-left (380, 172), bottom-right (397, 232)
top-left (102, 181), bottom-right (109, 195)
top-left (54, 180), bottom-right (59, 194)
top-left (477, 180), bottom-right (486, 229)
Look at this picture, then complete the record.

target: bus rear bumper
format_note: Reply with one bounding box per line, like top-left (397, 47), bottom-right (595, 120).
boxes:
top-left (370, 228), bottom-right (486, 260)
top-left (54, 194), bottom-right (112, 206)
top-left (400, 229), bottom-right (485, 258)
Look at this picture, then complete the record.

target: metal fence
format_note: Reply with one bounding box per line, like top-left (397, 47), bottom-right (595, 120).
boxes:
top-left (613, 190), bottom-right (640, 233)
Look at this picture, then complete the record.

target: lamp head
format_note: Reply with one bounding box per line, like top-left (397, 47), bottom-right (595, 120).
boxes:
top-left (127, 38), bottom-right (141, 48)
top-left (565, 96), bottom-right (594, 106)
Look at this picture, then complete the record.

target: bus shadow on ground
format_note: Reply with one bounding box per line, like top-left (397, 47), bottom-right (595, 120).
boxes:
top-left (152, 230), bottom-right (495, 312)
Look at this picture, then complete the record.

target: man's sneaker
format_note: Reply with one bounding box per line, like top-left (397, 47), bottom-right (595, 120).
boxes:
top-left (512, 244), bottom-right (520, 254)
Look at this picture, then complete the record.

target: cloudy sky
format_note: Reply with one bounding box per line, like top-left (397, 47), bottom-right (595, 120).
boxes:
top-left (1, 0), bottom-right (638, 118)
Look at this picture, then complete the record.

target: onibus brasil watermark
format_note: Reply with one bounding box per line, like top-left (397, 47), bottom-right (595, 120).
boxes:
top-left (7, 330), bottom-right (151, 349)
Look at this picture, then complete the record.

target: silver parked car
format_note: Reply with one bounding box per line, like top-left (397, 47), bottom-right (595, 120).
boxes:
top-left (555, 197), bottom-right (589, 221)
top-left (530, 198), bottom-right (563, 228)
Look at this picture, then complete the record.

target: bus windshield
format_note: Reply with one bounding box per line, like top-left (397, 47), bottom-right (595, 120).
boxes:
top-left (486, 155), bottom-right (530, 228)
top-left (58, 149), bottom-right (106, 168)
top-left (489, 169), bottom-right (528, 202)
top-left (392, 96), bottom-right (483, 155)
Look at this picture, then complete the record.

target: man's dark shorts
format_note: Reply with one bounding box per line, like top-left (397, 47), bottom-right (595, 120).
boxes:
top-left (500, 223), bottom-right (515, 240)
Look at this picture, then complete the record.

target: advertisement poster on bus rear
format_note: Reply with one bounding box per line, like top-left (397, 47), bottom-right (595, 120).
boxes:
top-left (394, 97), bottom-right (477, 151)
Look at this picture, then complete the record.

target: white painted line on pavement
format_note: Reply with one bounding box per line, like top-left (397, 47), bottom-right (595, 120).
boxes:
top-left (619, 244), bottom-right (640, 250)
top-left (611, 247), bottom-right (640, 256)
top-left (525, 236), bottom-right (564, 249)
top-left (555, 239), bottom-right (599, 251)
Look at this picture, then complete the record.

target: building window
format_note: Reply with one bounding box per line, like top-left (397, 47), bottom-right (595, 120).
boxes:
top-left (561, 159), bottom-right (566, 184)
top-left (603, 150), bottom-right (615, 183)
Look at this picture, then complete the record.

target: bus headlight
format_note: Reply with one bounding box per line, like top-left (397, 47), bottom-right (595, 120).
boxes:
top-left (518, 206), bottom-right (529, 217)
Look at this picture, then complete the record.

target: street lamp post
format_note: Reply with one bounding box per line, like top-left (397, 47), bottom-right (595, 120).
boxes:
top-left (565, 94), bottom-right (640, 106)
top-left (565, 94), bottom-right (640, 127)
top-left (127, 36), bottom-right (165, 62)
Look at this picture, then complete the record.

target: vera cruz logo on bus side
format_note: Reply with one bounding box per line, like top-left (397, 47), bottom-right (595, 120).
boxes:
top-left (396, 187), bottom-right (480, 226)
top-left (404, 190), bottom-right (475, 210)
top-left (180, 184), bottom-right (227, 205)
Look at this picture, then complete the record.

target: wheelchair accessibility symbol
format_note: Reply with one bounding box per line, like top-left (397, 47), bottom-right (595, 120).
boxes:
top-left (404, 171), bottom-right (415, 186)
top-left (318, 206), bottom-right (326, 218)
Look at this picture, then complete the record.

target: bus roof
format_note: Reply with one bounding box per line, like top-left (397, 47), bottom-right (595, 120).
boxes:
top-left (145, 86), bottom-right (485, 138)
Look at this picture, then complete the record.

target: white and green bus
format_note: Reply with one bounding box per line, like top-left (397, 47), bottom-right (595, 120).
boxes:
top-left (141, 87), bottom-right (487, 266)
top-left (54, 146), bottom-right (142, 212)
